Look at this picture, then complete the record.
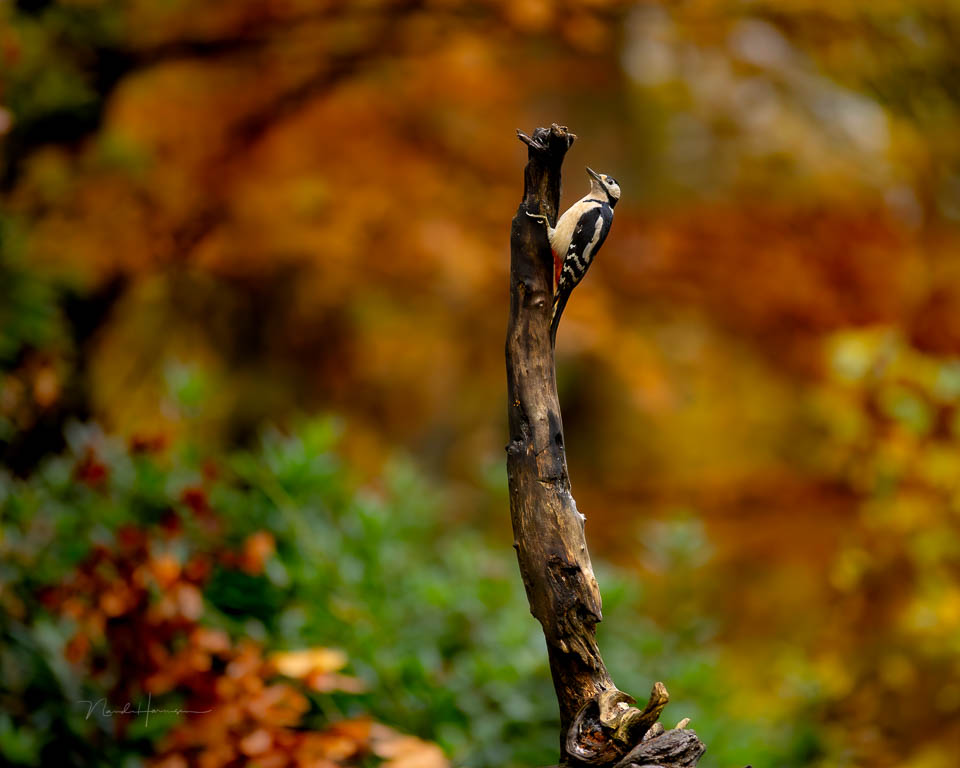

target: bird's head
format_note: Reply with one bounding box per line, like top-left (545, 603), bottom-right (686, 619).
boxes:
top-left (587, 167), bottom-right (620, 207)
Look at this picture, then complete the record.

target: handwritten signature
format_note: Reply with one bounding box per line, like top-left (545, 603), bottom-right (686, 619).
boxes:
top-left (78, 694), bottom-right (212, 726)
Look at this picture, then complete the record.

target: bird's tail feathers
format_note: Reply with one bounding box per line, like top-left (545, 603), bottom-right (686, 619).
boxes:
top-left (550, 293), bottom-right (569, 342)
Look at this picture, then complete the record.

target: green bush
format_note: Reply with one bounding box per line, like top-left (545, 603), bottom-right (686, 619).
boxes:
top-left (0, 420), bottom-right (814, 767)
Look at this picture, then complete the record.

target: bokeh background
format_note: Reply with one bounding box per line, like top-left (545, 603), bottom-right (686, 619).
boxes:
top-left (3, 1), bottom-right (960, 767)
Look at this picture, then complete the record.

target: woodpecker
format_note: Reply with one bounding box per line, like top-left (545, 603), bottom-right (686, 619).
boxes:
top-left (527, 167), bottom-right (620, 339)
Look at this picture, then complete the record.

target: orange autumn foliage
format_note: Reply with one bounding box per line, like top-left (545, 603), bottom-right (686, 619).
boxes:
top-left (46, 509), bottom-right (433, 768)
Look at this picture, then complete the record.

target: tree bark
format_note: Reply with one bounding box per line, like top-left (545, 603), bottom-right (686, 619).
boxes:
top-left (505, 125), bottom-right (706, 768)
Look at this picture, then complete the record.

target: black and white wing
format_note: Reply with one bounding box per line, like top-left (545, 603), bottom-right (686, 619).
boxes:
top-left (551, 204), bottom-right (613, 338)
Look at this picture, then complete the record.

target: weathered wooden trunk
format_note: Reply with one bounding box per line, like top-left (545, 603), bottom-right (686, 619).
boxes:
top-left (506, 125), bottom-right (706, 768)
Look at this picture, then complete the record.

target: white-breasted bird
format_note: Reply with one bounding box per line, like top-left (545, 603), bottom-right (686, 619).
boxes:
top-left (527, 167), bottom-right (620, 338)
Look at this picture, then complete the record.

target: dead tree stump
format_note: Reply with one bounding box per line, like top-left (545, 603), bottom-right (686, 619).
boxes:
top-left (505, 124), bottom-right (706, 768)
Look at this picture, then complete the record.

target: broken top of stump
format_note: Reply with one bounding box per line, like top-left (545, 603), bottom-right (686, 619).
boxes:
top-left (517, 123), bottom-right (576, 225)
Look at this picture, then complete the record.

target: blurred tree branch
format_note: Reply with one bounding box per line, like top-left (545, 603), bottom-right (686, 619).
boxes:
top-left (169, 0), bottom-right (426, 259)
top-left (505, 125), bottom-right (705, 768)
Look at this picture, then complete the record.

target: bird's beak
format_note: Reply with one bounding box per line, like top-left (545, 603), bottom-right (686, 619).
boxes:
top-left (586, 167), bottom-right (602, 182)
